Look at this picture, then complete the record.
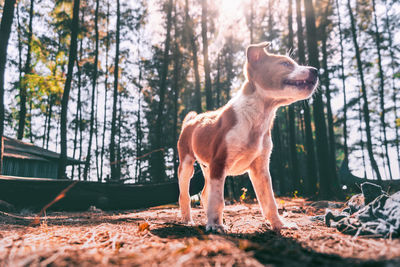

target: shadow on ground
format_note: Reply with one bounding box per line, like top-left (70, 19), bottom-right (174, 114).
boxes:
top-left (151, 224), bottom-right (398, 266)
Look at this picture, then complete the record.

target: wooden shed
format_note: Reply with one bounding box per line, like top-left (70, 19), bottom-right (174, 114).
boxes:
top-left (2, 136), bottom-right (83, 179)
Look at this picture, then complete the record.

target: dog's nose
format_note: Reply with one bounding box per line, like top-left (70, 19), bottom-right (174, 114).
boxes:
top-left (309, 67), bottom-right (318, 77)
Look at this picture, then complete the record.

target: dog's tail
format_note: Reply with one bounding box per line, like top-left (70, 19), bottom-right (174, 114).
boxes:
top-left (182, 111), bottom-right (197, 126)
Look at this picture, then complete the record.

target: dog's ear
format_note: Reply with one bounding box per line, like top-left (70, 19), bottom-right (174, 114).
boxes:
top-left (246, 42), bottom-right (270, 65)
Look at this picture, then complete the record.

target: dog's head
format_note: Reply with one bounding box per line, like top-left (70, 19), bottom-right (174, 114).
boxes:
top-left (244, 42), bottom-right (318, 103)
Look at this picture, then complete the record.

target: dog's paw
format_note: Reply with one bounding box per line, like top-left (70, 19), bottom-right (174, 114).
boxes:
top-left (281, 220), bottom-right (298, 230)
top-left (270, 218), bottom-right (298, 232)
top-left (181, 217), bottom-right (195, 226)
top-left (205, 224), bottom-right (227, 234)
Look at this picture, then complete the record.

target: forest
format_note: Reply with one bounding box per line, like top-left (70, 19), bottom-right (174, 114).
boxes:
top-left (0, 0), bottom-right (399, 201)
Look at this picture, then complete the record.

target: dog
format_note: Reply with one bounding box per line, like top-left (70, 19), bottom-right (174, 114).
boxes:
top-left (177, 42), bottom-right (318, 232)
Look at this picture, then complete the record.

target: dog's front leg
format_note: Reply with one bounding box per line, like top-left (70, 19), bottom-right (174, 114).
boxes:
top-left (206, 175), bottom-right (226, 233)
top-left (249, 156), bottom-right (298, 231)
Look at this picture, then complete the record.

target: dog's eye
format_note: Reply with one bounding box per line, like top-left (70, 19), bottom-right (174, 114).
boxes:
top-left (280, 61), bottom-right (293, 68)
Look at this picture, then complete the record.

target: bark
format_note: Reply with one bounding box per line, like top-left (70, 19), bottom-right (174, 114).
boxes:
top-left (215, 54), bottom-right (221, 108)
top-left (95, 81), bottom-right (100, 181)
top-left (17, 0), bottom-right (34, 140)
top-left (184, 0), bottom-right (201, 113)
top-left (83, 0), bottom-right (100, 181)
top-left (320, 3), bottom-right (339, 188)
top-left (135, 63), bottom-right (143, 183)
top-left (45, 95), bottom-right (53, 149)
top-left (16, 4), bottom-right (24, 138)
top-left (72, 58), bottom-right (82, 180)
top-left (296, 0), bottom-right (317, 196)
top-left (267, 0), bottom-right (273, 40)
top-left (358, 90), bottom-right (367, 179)
top-left (287, 0), bottom-right (300, 193)
top-left (201, 0), bottom-right (213, 110)
top-left (372, 0), bottom-right (392, 179)
top-left (272, 117), bottom-right (288, 194)
top-left (151, 0), bottom-right (173, 182)
top-left (42, 98), bottom-right (49, 147)
top-left (58, 0), bottom-right (81, 179)
top-left (304, 0), bottom-right (339, 198)
top-left (72, 26), bottom-right (84, 180)
top-left (110, 0), bottom-right (121, 180)
top-left (0, 0), bottom-right (17, 174)
top-left (28, 99), bottom-right (33, 142)
top-left (335, 0), bottom-right (349, 164)
top-left (100, 1), bottom-right (110, 182)
top-left (384, 0), bottom-right (400, 167)
top-left (250, 0), bottom-right (254, 43)
top-left (346, 0), bottom-right (382, 181)
top-left (225, 38), bottom-right (233, 101)
top-left (172, 6), bottom-right (181, 180)
top-left (117, 92), bottom-right (122, 179)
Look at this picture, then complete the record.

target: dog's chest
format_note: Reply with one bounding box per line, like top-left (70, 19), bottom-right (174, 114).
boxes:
top-left (224, 116), bottom-right (272, 175)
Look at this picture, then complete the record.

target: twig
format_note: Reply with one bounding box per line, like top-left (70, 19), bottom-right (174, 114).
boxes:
top-left (3, 181), bottom-right (78, 266)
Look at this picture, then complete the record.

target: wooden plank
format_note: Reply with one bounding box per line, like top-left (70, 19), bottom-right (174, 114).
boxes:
top-left (0, 173), bottom-right (204, 211)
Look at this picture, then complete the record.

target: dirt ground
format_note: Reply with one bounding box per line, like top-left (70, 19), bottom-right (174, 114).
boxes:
top-left (1, 197), bottom-right (400, 266)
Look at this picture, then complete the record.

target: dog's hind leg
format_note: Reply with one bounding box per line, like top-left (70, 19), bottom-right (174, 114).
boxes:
top-left (199, 164), bottom-right (210, 211)
top-left (178, 155), bottom-right (195, 224)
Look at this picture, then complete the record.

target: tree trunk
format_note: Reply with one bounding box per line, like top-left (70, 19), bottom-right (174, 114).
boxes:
top-left (109, 0), bottom-right (121, 181)
top-left (172, 6), bottom-right (181, 180)
top-left (346, 0), bottom-right (382, 181)
top-left (100, 0), bottom-right (110, 182)
top-left (95, 82), bottom-right (100, 181)
top-left (215, 54), bottom-right (221, 108)
top-left (272, 117), bottom-right (289, 194)
top-left (184, 0), bottom-right (201, 113)
top-left (358, 90), bottom-right (367, 179)
top-left (384, 0), bottom-right (400, 168)
top-left (372, 0), bottom-right (392, 180)
top-left (287, 0), bottom-right (300, 193)
top-left (0, 0), bottom-right (16, 172)
top-left (250, 0), bottom-right (254, 43)
top-left (267, 0), bottom-right (273, 40)
top-left (28, 99), bottom-right (33, 142)
top-left (304, 0), bottom-right (339, 198)
top-left (117, 92), bottom-right (122, 179)
top-left (135, 61), bottom-right (143, 183)
top-left (42, 97), bottom-right (49, 147)
top-left (296, 0), bottom-right (317, 196)
top-left (320, 4), bottom-right (339, 188)
top-left (58, 0), bottom-right (81, 179)
top-left (335, 0), bottom-right (349, 164)
top-left (0, 0), bottom-right (17, 174)
top-left (72, 18), bottom-right (84, 180)
top-left (17, 0), bottom-right (34, 140)
top-left (83, 0), bottom-right (100, 181)
top-left (225, 38), bottom-right (233, 101)
top-left (151, 0), bottom-right (173, 182)
top-left (16, 3), bottom-right (24, 137)
top-left (72, 58), bottom-right (82, 180)
top-left (45, 95), bottom-right (53, 149)
top-left (201, 0), bottom-right (213, 110)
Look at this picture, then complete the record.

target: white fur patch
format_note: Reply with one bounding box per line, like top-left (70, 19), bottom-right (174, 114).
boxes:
top-left (206, 178), bottom-right (225, 227)
top-left (224, 89), bottom-right (277, 175)
top-left (287, 65), bottom-right (310, 80)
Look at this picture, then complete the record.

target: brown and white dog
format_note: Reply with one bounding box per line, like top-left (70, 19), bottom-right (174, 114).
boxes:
top-left (177, 42), bottom-right (318, 232)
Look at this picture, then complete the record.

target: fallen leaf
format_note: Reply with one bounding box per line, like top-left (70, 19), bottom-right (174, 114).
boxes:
top-left (138, 222), bottom-right (150, 232)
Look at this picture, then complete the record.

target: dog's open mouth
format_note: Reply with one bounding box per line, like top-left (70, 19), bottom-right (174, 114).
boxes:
top-left (283, 79), bottom-right (316, 89)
